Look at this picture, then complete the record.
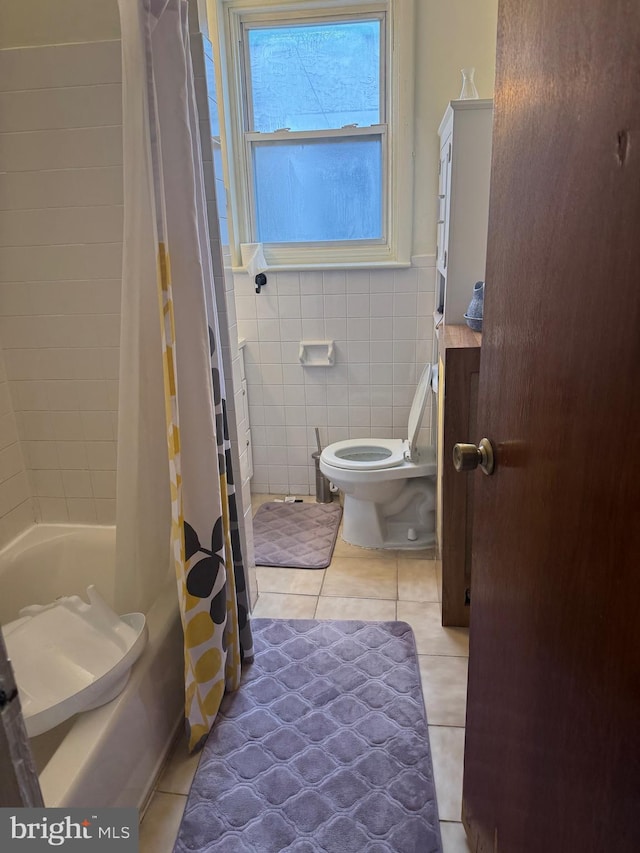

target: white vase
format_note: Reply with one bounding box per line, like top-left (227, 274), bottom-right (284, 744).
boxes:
top-left (459, 67), bottom-right (479, 100)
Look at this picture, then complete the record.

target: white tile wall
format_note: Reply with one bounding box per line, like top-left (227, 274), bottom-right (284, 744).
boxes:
top-left (0, 41), bottom-right (122, 91)
top-left (0, 39), bottom-right (123, 531)
top-left (235, 256), bottom-right (436, 495)
top-left (0, 346), bottom-right (34, 542)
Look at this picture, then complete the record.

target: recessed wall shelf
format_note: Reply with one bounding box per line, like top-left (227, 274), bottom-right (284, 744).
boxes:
top-left (298, 340), bottom-right (335, 367)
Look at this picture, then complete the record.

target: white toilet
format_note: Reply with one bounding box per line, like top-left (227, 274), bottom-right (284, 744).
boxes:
top-left (320, 363), bottom-right (437, 549)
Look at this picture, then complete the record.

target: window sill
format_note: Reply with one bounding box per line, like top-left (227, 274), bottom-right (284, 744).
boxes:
top-left (231, 259), bottom-right (412, 273)
top-left (231, 239), bottom-right (412, 272)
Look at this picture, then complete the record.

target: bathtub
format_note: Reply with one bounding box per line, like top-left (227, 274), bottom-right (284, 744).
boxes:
top-left (0, 524), bottom-right (184, 809)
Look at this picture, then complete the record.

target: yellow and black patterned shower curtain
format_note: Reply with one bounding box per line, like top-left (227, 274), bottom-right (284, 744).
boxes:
top-left (118, 0), bottom-right (252, 752)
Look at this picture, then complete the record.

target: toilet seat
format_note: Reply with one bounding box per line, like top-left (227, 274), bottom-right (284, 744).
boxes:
top-left (321, 438), bottom-right (408, 471)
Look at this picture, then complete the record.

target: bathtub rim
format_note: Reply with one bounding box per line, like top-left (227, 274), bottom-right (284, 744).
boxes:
top-left (0, 521), bottom-right (184, 810)
top-left (0, 521), bottom-right (117, 561)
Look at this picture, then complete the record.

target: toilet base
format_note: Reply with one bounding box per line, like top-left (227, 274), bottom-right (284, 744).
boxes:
top-left (342, 488), bottom-right (435, 551)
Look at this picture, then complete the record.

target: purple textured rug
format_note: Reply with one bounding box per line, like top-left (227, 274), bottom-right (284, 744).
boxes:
top-left (253, 501), bottom-right (343, 569)
top-left (174, 619), bottom-right (443, 853)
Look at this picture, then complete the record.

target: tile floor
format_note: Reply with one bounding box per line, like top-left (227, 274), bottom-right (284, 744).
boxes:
top-left (140, 494), bottom-right (471, 853)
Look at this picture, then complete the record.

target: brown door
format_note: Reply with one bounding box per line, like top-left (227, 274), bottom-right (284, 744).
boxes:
top-left (462, 1), bottom-right (640, 851)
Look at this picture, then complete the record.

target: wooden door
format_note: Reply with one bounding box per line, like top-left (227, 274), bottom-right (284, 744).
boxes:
top-left (462, 1), bottom-right (640, 851)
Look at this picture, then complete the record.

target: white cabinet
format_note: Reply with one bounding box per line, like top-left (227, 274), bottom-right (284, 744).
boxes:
top-left (237, 340), bottom-right (253, 485)
top-left (436, 99), bottom-right (493, 325)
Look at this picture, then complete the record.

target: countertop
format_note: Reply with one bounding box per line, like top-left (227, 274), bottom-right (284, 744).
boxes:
top-left (439, 323), bottom-right (482, 350)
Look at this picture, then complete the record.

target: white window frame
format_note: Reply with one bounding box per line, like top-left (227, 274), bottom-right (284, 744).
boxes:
top-left (214, 0), bottom-right (415, 270)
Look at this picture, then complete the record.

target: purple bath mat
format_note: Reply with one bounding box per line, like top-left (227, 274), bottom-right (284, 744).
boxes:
top-left (253, 501), bottom-right (343, 570)
top-left (174, 619), bottom-right (442, 853)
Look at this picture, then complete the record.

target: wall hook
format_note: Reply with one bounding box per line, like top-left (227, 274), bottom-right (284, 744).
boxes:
top-left (255, 273), bottom-right (267, 294)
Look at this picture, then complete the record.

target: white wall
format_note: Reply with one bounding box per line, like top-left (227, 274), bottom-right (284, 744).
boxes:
top-left (0, 0), bottom-right (120, 48)
top-left (0, 38), bottom-right (123, 528)
top-left (413, 0), bottom-right (499, 254)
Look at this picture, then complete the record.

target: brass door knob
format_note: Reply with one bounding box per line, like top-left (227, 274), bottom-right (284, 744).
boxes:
top-left (453, 438), bottom-right (495, 475)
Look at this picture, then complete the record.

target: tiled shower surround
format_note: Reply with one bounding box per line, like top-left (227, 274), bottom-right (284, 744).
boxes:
top-left (0, 345), bottom-right (32, 539)
top-left (0, 30), bottom-right (241, 533)
top-left (0, 39), bottom-right (123, 527)
top-left (234, 258), bottom-right (436, 495)
top-left (0, 24), bottom-right (258, 597)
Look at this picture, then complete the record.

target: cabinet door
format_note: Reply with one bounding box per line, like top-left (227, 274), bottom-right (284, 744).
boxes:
top-left (437, 133), bottom-right (452, 274)
top-left (240, 428), bottom-right (253, 483)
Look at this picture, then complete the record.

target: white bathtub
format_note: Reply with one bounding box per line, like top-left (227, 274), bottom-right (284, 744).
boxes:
top-left (0, 524), bottom-right (184, 809)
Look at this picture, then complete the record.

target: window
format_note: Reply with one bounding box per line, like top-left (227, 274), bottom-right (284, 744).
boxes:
top-left (219, 1), bottom-right (415, 269)
top-left (246, 19), bottom-right (384, 244)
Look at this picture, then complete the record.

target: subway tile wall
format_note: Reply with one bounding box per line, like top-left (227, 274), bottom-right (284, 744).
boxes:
top-left (0, 345), bottom-right (34, 542)
top-left (0, 40), bottom-right (123, 532)
top-left (234, 257), bottom-right (436, 495)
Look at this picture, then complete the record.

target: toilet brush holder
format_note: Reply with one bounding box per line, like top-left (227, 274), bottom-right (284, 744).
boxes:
top-left (311, 451), bottom-right (333, 503)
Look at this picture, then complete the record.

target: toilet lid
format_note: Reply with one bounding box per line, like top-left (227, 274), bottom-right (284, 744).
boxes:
top-left (406, 363), bottom-right (433, 461)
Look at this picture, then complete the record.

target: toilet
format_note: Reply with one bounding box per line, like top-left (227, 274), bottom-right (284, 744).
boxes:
top-left (320, 363), bottom-right (437, 549)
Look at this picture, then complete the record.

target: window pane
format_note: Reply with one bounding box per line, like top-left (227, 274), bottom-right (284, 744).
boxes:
top-left (247, 20), bottom-right (380, 132)
top-left (253, 136), bottom-right (382, 243)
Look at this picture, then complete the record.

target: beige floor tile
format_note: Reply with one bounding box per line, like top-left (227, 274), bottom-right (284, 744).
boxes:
top-left (321, 556), bottom-right (398, 600)
top-left (398, 558), bottom-right (440, 602)
top-left (397, 601), bottom-right (469, 656)
top-left (332, 534), bottom-right (398, 561)
top-left (252, 592), bottom-right (317, 618)
top-left (440, 821), bottom-right (473, 853)
top-left (251, 492), bottom-right (274, 513)
top-left (418, 655), bottom-right (468, 727)
top-left (251, 493), bottom-right (316, 514)
top-left (429, 725), bottom-right (465, 822)
top-left (139, 792), bottom-right (187, 853)
top-left (256, 566), bottom-right (325, 596)
top-left (315, 596), bottom-right (396, 621)
top-left (398, 546), bottom-right (437, 560)
top-left (435, 558), bottom-right (443, 604)
top-left (156, 730), bottom-right (201, 796)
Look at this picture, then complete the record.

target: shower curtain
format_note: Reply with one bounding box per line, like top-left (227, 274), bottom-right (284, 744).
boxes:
top-left (117, 0), bottom-right (253, 752)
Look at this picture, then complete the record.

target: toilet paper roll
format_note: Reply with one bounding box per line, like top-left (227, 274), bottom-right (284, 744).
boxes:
top-left (240, 243), bottom-right (268, 278)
